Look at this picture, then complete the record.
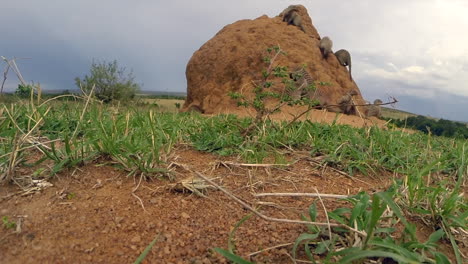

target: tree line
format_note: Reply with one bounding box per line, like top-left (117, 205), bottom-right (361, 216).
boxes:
top-left (388, 115), bottom-right (468, 139)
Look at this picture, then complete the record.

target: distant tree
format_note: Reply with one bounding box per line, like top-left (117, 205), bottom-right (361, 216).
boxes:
top-left (14, 84), bottom-right (33, 98)
top-left (75, 60), bottom-right (140, 103)
top-left (389, 115), bottom-right (468, 139)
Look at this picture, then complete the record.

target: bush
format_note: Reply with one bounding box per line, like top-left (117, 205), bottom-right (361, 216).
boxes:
top-left (75, 60), bottom-right (140, 103)
top-left (15, 84), bottom-right (33, 98)
top-left (389, 115), bottom-right (468, 139)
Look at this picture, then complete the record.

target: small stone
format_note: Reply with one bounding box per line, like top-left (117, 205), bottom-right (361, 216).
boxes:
top-left (164, 246), bottom-right (170, 255)
top-left (25, 233), bottom-right (35, 241)
top-left (202, 258), bottom-right (212, 264)
top-left (181, 212), bottom-right (190, 219)
top-left (150, 198), bottom-right (158, 204)
top-left (131, 235), bottom-right (141, 243)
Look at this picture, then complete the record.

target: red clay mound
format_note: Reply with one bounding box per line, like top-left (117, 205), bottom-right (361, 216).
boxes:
top-left (183, 5), bottom-right (371, 120)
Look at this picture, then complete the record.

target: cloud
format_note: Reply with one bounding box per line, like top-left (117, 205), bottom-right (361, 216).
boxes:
top-left (357, 51), bottom-right (468, 99)
top-left (309, 0), bottom-right (468, 100)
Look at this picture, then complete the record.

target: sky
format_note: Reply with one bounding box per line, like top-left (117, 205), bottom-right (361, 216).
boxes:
top-left (1, 0), bottom-right (467, 122)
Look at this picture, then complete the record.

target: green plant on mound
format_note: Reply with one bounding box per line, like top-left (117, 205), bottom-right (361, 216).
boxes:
top-left (229, 45), bottom-right (325, 136)
top-left (75, 59), bottom-right (140, 103)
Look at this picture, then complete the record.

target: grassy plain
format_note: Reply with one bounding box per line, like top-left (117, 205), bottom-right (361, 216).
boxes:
top-left (0, 97), bottom-right (466, 263)
top-left (381, 106), bottom-right (417, 120)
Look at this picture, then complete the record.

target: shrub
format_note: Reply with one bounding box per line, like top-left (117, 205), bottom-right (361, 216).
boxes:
top-left (75, 60), bottom-right (140, 103)
top-left (14, 84), bottom-right (33, 98)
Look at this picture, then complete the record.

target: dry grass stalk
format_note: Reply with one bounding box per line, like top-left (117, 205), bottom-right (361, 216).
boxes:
top-left (171, 175), bottom-right (217, 197)
top-left (1, 56), bottom-right (28, 89)
top-left (0, 68), bottom-right (95, 186)
top-left (132, 172), bottom-right (147, 212)
top-left (247, 242), bottom-right (293, 257)
top-left (222, 161), bottom-right (290, 168)
top-left (314, 187), bottom-right (333, 244)
top-left (194, 171), bottom-right (366, 237)
top-left (255, 192), bottom-right (350, 199)
top-left (1, 60), bottom-right (10, 95)
top-left (71, 84), bottom-right (95, 140)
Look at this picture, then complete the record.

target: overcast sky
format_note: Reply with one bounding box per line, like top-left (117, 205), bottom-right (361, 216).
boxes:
top-left (1, 0), bottom-right (467, 121)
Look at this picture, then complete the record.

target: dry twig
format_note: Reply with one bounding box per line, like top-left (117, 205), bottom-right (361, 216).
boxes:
top-left (194, 171), bottom-right (366, 237)
top-left (223, 161), bottom-right (290, 168)
top-left (255, 192), bottom-right (350, 199)
top-left (132, 172), bottom-right (147, 212)
top-left (314, 187), bottom-right (332, 244)
top-left (248, 242), bottom-right (293, 257)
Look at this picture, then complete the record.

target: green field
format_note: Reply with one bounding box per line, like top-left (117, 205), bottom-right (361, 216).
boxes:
top-left (0, 96), bottom-right (466, 263)
top-left (381, 106), bottom-right (417, 120)
top-left (138, 98), bottom-right (185, 112)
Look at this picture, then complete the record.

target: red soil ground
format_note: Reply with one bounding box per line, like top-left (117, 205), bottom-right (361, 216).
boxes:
top-left (1, 146), bottom-right (461, 263)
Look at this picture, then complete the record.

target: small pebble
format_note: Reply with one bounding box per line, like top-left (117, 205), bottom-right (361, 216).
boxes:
top-left (181, 212), bottom-right (190, 219)
top-left (131, 235), bottom-right (141, 243)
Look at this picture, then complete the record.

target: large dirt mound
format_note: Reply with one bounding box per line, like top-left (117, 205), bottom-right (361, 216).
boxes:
top-left (183, 5), bottom-right (367, 117)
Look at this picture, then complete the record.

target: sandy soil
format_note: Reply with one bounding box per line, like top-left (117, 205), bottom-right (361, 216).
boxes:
top-left (1, 147), bottom-right (397, 263)
top-left (0, 111), bottom-right (458, 263)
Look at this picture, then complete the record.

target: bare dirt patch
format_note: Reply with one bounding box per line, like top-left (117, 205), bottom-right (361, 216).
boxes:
top-left (1, 147), bottom-right (395, 263)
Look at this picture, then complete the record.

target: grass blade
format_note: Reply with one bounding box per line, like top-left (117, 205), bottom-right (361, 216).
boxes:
top-left (228, 214), bottom-right (252, 254)
top-left (133, 233), bottom-right (162, 264)
top-left (213, 248), bottom-right (253, 264)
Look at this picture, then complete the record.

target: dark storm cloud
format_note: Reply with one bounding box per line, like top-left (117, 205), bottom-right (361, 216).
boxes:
top-left (0, 1), bottom-right (277, 92)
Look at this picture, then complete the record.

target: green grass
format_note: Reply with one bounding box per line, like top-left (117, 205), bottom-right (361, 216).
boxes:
top-left (380, 106), bottom-right (417, 120)
top-left (2, 216), bottom-right (16, 230)
top-left (0, 98), bottom-right (465, 263)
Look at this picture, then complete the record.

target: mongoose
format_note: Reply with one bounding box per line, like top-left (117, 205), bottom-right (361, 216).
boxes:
top-left (319, 37), bottom-right (333, 58)
top-left (335, 49), bottom-right (352, 80)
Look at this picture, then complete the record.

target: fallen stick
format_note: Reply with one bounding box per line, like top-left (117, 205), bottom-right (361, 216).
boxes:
top-left (132, 172), bottom-right (147, 213)
top-left (255, 192), bottom-right (350, 199)
top-left (194, 171), bottom-right (366, 237)
top-left (223, 161), bottom-right (290, 167)
top-left (248, 242), bottom-right (293, 257)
